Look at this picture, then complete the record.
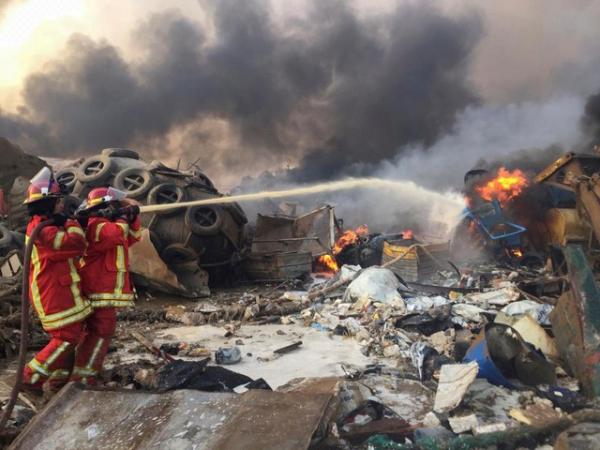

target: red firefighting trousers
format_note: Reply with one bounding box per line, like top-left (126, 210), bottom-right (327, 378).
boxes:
top-left (23, 321), bottom-right (83, 391)
top-left (70, 307), bottom-right (117, 385)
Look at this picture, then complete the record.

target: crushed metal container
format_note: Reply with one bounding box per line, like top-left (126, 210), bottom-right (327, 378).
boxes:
top-left (551, 244), bottom-right (600, 398)
top-left (381, 241), bottom-right (449, 282)
top-left (242, 251), bottom-right (312, 281)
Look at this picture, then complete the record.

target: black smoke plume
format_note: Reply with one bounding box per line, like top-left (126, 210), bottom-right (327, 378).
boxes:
top-left (0, 0), bottom-right (482, 182)
top-left (581, 89), bottom-right (600, 148)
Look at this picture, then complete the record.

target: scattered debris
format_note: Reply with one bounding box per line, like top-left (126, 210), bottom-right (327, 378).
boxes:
top-left (343, 267), bottom-right (406, 305)
top-left (433, 362), bottom-right (479, 413)
top-left (2, 143), bottom-right (600, 449)
top-left (509, 401), bottom-right (564, 426)
top-left (215, 347), bottom-right (242, 365)
top-left (551, 245), bottom-right (600, 398)
top-left (448, 413), bottom-right (479, 434)
top-left (273, 341), bottom-right (303, 355)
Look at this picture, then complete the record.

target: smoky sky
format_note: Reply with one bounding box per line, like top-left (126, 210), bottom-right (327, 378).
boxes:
top-left (0, 0), bottom-right (483, 182)
top-left (581, 89), bottom-right (600, 148)
top-left (0, 0), bottom-right (21, 20)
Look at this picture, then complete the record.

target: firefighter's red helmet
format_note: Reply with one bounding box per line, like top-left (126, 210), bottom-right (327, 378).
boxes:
top-left (81, 187), bottom-right (127, 211)
top-left (23, 167), bottom-right (61, 204)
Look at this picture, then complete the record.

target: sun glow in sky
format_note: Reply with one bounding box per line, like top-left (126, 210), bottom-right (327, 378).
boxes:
top-left (0, 0), bottom-right (86, 87)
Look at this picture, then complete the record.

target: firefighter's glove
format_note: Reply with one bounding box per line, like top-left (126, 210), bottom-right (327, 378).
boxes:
top-left (124, 205), bottom-right (140, 223)
top-left (51, 213), bottom-right (68, 227)
top-left (77, 216), bottom-right (89, 229)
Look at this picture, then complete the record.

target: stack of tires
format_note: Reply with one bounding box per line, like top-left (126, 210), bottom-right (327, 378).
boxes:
top-left (61, 148), bottom-right (249, 286)
top-left (0, 222), bottom-right (23, 258)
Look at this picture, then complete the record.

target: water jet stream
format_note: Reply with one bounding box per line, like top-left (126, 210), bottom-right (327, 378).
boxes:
top-left (139, 177), bottom-right (463, 214)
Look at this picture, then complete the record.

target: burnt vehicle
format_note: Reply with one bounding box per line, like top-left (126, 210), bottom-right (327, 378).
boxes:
top-left (59, 148), bottom-right (249, 285)
top-left (450, 168), bottom-right (544, 267)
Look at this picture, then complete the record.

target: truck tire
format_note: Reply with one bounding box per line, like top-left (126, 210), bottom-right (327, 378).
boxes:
top-left (0, 224), bottom-right (13, 249)
top-left (191, 171), bottom-right (216, 191)
top-left (56, 169), bottom-right (77, 193)
top-left (171, 259), bottom-right (201, 273)
top-left (147, 183), bottom-right (185, 216)
top-left (228, 202), bottom-right (248, 225)
top-left (77, 155), bottom-right (114, 186)
top-left (161, 244), bottom-right (198, 265)
top-left (114, 167), bottom-right (154, 199)
top-left (10, 231), bottom-right (25, 248)
top-left (101, 148), bottom-right (140, 159)
top-left (185, 206), bottom-right (223, 236)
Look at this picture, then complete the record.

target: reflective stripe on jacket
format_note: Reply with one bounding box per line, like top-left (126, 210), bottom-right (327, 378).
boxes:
top-left (26, 215), bottom-right (92, 330)
top-left (80, 215), bottom-right (141, 308)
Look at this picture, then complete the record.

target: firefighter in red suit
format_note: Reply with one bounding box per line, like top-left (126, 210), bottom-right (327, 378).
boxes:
top-left (71, 187), bottom-right (141, 385)
top-left (22, 168), bottom-right (92, 392)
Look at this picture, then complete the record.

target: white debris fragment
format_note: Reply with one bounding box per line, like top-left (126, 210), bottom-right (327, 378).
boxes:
top-left (501, 300), bottom-right (554, 325)
top-left (338, 317), bottom-right (363, 336)
top-left (422, 412), bottom-right (441, 428)
top-left (404, 296), bottom-right (449, 313)
top-left (451, 303), bottom-right (488, 322)
top-left (473, 422), bottom-right (508, 435)
top-left (465, 287), bottom-right (520, 306)
top-left (433, 362), bottom-right (479, 413)
top-left (281, 291), bottom-right (309, 302)
top-left (429, 329), bottom-right (455, 356)
top-left (383, 344), bottom-right (401, 358)
top-left (510, 315), bottom-right (559, 360)
top-left (448, 414), bottom-right (479, 433)
top-left (343, 267), bottom-right (406, 307)
top-left (338, 265), bottom-right (362, 283)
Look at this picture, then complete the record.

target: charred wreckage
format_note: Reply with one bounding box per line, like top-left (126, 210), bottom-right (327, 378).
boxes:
top-left (1, 139), bottom-right (600, 449)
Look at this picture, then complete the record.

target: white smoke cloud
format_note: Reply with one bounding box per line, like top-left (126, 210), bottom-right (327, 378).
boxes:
top-left (375, 96), bottom-right (584, 191)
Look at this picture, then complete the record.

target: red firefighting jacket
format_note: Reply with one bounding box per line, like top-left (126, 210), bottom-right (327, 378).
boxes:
top-left (26, 215), bottom-right (92, 331)
top-left (80, 215), bottom-right (141, 308)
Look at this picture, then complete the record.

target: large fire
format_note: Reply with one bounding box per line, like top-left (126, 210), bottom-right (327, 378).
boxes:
top-left (318, 254), bottom-right (339, 272)
top-left (316, 225), bottom-right (369, 273)
top-left (475, 167), bottom-right (528, 205)
top-left (333, 225), bottom-right (369, 255)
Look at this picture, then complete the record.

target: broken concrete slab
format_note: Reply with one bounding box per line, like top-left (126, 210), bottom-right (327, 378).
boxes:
top-left (359, 374), bottom-right (434, 425)
top-left (9, 383), bottom-right (333, 450)
top-left (448, 413), bottom-right (478, 434)
top-left (433, 362), bottom-right (478, 413)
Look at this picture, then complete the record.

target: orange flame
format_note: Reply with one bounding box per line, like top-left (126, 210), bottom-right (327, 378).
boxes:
top-left (317, 254), bottom-right (339, 272)
top-left (475, 167), bottom-right (528, 205)
top-left (333, 225), bottom-right (369, 255)
top-left (402, 229), bottom-right (414, 240)
top-left (510, 248), bottom-right (523, 258)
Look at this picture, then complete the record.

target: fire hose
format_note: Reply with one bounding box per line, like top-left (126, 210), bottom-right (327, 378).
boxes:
top-left (0, 219), bottom-right (53, 433)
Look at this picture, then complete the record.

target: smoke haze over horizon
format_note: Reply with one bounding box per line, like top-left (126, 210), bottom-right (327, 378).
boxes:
top-left (1, 0), bottom-right (600, 191)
